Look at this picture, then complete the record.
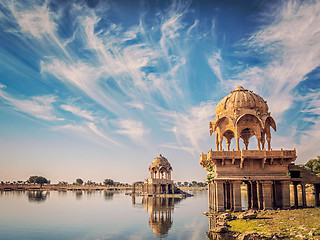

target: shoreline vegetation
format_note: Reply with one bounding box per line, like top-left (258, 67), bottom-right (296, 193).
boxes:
top-left (207, 208), bottom-right (320, 239)
top-left (0, 184), bottom-right (208, 192)
top-left (230, 208), bottom-right (320, 239)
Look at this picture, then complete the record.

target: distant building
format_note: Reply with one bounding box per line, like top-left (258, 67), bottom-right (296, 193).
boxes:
top-left (145, 154), bottom-right (174, 194)
top-left (132, 154), bottom-right (174, 195)
top-left (131, 154), bottom-right (191, 197)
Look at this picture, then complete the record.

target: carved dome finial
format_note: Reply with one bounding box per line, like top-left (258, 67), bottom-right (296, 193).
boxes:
top-left (234, 86), bottom-right (245, 91)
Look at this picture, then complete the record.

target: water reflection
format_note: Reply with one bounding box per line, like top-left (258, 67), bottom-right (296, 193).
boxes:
top-left (75, 190), bottom-right (83, 200)
top-left (27, 191), bottom-right (49, 203)
top-left (104, 190), bottom-right (114, 201)
top-left (132, 196), bottom-right (183, 238)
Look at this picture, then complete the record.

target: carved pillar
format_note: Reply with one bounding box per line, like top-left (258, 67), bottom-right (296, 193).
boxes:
top-left (261, 133), bottom-right (266, 150)
top-left (219, 134), bottom-right (223, 151)
top-left (244, 140), bottom-right (249, 150)
top-left (226, 140), bottom-right (231, 151)
top-left (262, 181), bottom-right (273, 210)
top-left (208, 183), bottom-right (212, 210)
top-left (225, 182), bottom-right (231, 210)
top-left (301, 183), bottom-right (307, 207)
top-left (266, 134), bottom-right (271, 151)
top-left (236, 134), bottom-right (240, 151)
top-left (209, 182), bottom-right (216, 211)
top-left (230, 182), bottom-right (234, 210)
top-left (251, 181), bottom-right (259, 209)
top-left (293, 182), bottom-right (298, 208)
top-left (281, 180), bottom-right (291, 209)
top-left (223, 182), bottom-right (226, 209)
top-left (215, 132), bottom-right (219, 151)
top-left (315, 184), bottom-right (320, 207)
top-left (246, 182), bottom-right (252, 209)
top-left (215, 180), bottom-right (225, 211)
top-left (258, 182), bottom-right (264, 210)
top-left (233, 181), bottom-right (242, 211)
top-left (166, 184), bottom-right (169, 194)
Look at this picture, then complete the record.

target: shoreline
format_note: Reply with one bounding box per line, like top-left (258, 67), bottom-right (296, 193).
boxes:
top-left (207, 208), bottom-right (320, 239)
top-left (0, 184), bottom-right (208, 192)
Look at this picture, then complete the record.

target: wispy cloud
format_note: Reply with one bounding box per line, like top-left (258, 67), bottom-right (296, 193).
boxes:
top-left (0, 85), bottom-right (62, 121)
top-left (7, 1), bottom-right (70, 58)
top-left (52, 121), bottom-right (120, 147)
top-left (60, 104), bottom-right (95, 121)
top-left (1, 0), bottom-right (202, 152)
top-left (111, 119), bottom-right (148, 143)
top-left (41, 59), bottom-right (127, 117)
top-left (10, 4), bottom-right (56, 39)
top-left (208, 50), bottom-right (223, 83)
top-left (125, 101), bottom-right (145, 111)
top-left (159, 101), bottom-right (215, 155)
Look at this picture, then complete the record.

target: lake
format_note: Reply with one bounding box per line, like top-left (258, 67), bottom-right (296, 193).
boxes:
top-left (0, 190), bottom-right (210, 240)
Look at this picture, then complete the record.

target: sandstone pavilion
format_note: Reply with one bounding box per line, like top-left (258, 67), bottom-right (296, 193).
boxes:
top-left (131, 154), bottom-right (191, 198)
top-left (200, 86), bottom-right (320, 211)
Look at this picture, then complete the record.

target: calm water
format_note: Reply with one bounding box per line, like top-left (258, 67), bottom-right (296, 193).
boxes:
top-left (0, 190), bottom-right (209, 240)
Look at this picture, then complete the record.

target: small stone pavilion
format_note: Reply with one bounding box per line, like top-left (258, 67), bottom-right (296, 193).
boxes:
top-left (200, 86), bottom-right (298, 211)
top-left (132, 154), bottom-right (175, 195)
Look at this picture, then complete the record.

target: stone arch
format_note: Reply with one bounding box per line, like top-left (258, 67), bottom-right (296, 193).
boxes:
top-left (261, 116), bottom-right (276, 150)
top-left (150, 167), bottom-right (158, 179)
top-left (159, 167), bottom-right (168, 179)
top-left (262, 116), bottom-right (276, 131)
top-left (132, 181), bottom-right (144, 194)
top-left (223, 130), bottom-right (235, 151)
top-left (212, 116), bottom-right (235, 132)
top-left (235, 114), bottom-right (264, 150)
top-left (214, 116), bottom-right (235, 151)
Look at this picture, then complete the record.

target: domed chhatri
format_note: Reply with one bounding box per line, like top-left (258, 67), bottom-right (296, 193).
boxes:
top-left (200, 86), bottom-right (298, 211)
top-left (211, 86), bottom-right (276, 151)
top-left (131, 154), bottom-right (191, 198)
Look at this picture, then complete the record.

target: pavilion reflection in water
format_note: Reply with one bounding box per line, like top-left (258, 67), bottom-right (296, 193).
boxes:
top-left (132, 196), bottom-right (182, 238)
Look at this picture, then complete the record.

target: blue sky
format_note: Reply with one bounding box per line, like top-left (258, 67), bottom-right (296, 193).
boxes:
top-left (0, 0), bottom-right (319, 184)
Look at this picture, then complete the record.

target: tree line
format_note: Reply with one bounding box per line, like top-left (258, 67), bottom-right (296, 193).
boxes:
top-left (5, 155), bottom-right (318, 188)
top-left (175, 181), bottom-right (207, 187)
top-left (301, 155), bottom-right (320, 177)
top-left (0, 177), bottom-right (130, 187)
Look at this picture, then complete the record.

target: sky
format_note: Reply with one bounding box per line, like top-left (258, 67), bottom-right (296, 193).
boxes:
top-left (0, 0), bottom-right (320, 184)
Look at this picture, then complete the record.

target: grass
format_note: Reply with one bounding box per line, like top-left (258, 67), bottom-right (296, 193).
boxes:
top-left (228, 208), bottom-right (320, 239)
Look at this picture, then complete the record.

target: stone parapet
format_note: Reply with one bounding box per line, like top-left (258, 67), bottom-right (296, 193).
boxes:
top-left (200, 149), bottom-right (296, 174)
top-left (202, 149), bottom-right (296, 161)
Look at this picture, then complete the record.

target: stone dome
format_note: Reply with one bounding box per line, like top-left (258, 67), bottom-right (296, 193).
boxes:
top-left (210, 86), bottom-right (276, 151)
top-left (149, 154), bottom-right (172, 171)
top-left (215, 86), bottom-right (268, 116)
